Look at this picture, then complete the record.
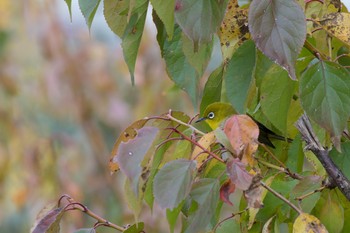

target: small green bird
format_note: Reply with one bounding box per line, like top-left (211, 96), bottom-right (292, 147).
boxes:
top-left (196, 102), bottom-right (292, 148)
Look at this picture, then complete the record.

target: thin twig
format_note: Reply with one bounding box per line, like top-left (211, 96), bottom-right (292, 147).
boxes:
top-left (213, 209), bottom-right (248, 232)
top-left (295, 186), bottom-right (326, 201)
top-left (260, 181), bottom-right (302, 215)
top-left (167, 110), bottom-right (205, 135)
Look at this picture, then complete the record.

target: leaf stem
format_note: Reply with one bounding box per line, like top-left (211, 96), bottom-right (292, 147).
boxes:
top-left (304, 39), bottom-right (328, 60)
top-left (167, 110), bottom-right (205, 135)
top-left (213, 208), bottom-right (248, 232)
top-left (260, 181), bottom-right (302, 215)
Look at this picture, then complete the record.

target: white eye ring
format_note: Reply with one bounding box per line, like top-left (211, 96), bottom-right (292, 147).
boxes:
top-left (208, 112), bottom-right (215, 119)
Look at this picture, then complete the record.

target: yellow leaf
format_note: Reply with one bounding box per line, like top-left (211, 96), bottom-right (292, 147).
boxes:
top-left (317, 12), bottom-right (350, 47)
top-left (218, 0), bottom-right (250, 61)
top-left (293, 213), bottom-right (328, 233)
top-left (191, 131), bottom-right (217, 170)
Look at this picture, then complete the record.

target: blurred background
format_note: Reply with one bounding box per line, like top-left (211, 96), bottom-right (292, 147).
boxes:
top-left (0, 0), bottom-right (194, 232)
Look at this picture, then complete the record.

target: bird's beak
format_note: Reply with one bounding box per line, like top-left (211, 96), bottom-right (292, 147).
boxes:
top-left (195, 117), bottom-right (207, 123)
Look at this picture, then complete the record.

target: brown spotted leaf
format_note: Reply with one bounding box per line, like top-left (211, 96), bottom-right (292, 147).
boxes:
top-left (224, 115), bottom-right (259, 166)
top-left (244, 174), bottom-right (263, 208)
top-left (109, 119), bottom-right (150, 173)
top-left (218, 0), bottom-right (250, 61)
top-left (219, 179), bottom-right (236, 206)
top-left (226, 158), bottom-right (253, 191)
top-left (317, 12), bottom-right (350, 47)
top-left (116, 126), bottom-right (159, 194)
top-left (293, 213), bottom-right (328, 233)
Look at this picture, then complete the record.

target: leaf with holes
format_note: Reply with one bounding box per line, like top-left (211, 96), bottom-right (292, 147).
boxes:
top-left (116, 126), bottom-right (159, 194)
top-left (154, 159), bottom-right (196, 209)
top-left (248, 0), bottom-right (306, 80)
top-left (218, 0), bottom-right (250, 61)
top-left (300, 61), bottom-right (350, 138)
top-left (174, 0), bottom-right (229, 44)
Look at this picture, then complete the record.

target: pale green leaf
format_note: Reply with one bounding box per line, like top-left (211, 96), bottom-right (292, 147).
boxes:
top-left (104, 0), bottom-right (129, 37)
top-left (150, 0), bottom-right (175, 38)
top-left (78, 0), bottom-right (101, 30)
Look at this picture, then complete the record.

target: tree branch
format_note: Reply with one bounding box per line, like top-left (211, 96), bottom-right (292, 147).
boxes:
top-left (296, 114), bottom-right (350, 201)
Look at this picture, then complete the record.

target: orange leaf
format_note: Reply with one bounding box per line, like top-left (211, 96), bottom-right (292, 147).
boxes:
top-left (224, 115), bottom-right (259, 166)
top-left (220, 179), bottom-right (236, 206)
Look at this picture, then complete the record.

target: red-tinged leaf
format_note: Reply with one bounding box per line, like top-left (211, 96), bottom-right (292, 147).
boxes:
top-left (224, 115), bottom-right (259, 166)
top-left (153, 159), bottom-right (196, 209)
top-left (116, 126), bottom-right (159, 193)
top-left (174, 0), bottom-right (229, 44)
top-left (31, 207), bottom-right (65, 233)
top-left (244, 174), bottom-right (263, 208)
top-left (248, 0), bottom-right (306, 80)
top-left (226, 158), bottom-right (253, 191)
top-left (220, 179), bottom-right (236, 206)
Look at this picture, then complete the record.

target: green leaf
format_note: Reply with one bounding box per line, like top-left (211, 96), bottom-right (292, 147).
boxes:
top-left (174, 0), bottom-right (229, 44)
top-left (153, 159), bottom-right (196, 209)
top-left (214, 219), bottom-right (240, 233)
top-left (104, 0), bottom-right (129, 37)
top-left (162, 26), bottom-right (200, 105)
top-left (166, 201), bottom-right (184, 233)
top-left (150, 0), bottom-right (175, 39)
top-left (225, 40), bottom-right (256, 114)
top-left (286, 134), bottom-right (304, 173)
top-left (185, 179), bottom-right (220, 233)
top-left (260, 65), bottom-right (296, 134)
top-left (248, 0), bottom-right (306, 80)
top-left (200, 65), bottom-right (224, 114)
top-left (182, 34), bottom-right (213, 75)
top-left (330, 142), bottom-right (350, 179)
top-left (121, 0), bottom-right (148, 85)
top-left (31, 207), bottom-right (65, 233)
top-left (253, 49), bottom-right (274, 88)
top-left (78, 0), bottom-right (101, 30)
top-left (124, 222), bottom-right (145, 233)
top-left (116, 126), bottom-right (159, 194)
top-left (300, 61), bottom-right (350, 137)
top-left (73, 229), bottom-right (96, 233)
top-left (64, 0), bottom-right (72, 21)
top-left (124, 179), bottom-right (143, 223)
top-left (312, 190), bottom-right (344, 233)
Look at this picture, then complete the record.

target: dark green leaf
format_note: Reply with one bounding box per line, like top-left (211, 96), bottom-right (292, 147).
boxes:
top-left (121, 0), bottom-right (148, 85)
top-left (330, 142), bottom-right (350, 179)
top-left (185, 178), bottom-right (220, 233)
top-left (260, 65), bottom-right (296, 134)
top-left (163, 26), bottom-right (200, 105)
top-left (253, 49), bottom-right (274, 88)
top-left (225, 40), bottom-right (256, 114)
top-left (64, 0), bottom-right (72, 21)
top-left (31, 207), bottom-right (64, 233)
top-left (200, 65), bottom-right (224, 114)
top-left (78, 0), bottom-right (101, 30)
top-left (124, 222), bottom-right (145, 233)
top-left (174, 0), bottom-right (229, 44)
top-left (286, 134), bottom-right (304, 173)
top-left (104, 0), bottom-right (129, 37)
top-left (153, 159), bottom-right (196, 209)
top-left (150, 0), bottom-right (175, 38)
top-left (116, 126), bottom-right (159, 193)
top-left (300, 61), bottom-right (350, 137)
top-left (248, 0), bottom-right (306, 80)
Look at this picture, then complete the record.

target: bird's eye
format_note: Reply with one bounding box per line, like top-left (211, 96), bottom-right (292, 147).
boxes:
top-left (208, 112), bottom-right (215, 119)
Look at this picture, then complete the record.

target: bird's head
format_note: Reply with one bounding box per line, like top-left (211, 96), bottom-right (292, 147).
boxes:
top-left (196, 102), bottom-right (236, 130)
